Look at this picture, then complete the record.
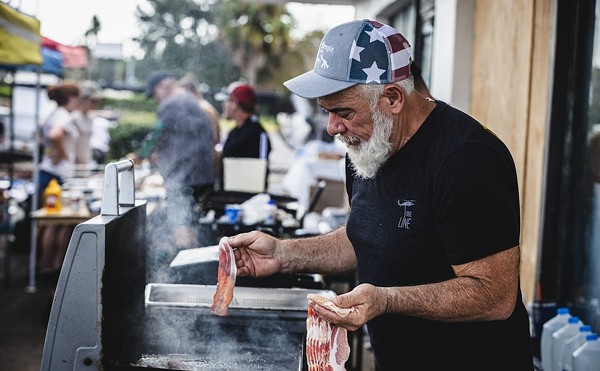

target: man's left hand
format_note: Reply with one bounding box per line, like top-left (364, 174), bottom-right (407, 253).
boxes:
top-left (310, 283), bottom-right (388, 331)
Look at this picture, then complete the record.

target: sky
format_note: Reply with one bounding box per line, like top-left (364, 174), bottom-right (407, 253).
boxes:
top-left (9, 0), bottom-right (356, 59)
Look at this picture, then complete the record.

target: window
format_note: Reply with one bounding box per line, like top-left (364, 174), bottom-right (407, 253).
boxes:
top-left (540, 0), bottom-right (600, 332)
top-left (387, 0), bottom-right (435, 86)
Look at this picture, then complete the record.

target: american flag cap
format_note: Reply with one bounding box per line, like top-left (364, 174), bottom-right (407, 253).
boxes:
top-left (284, 19), bottom-right (412, 99)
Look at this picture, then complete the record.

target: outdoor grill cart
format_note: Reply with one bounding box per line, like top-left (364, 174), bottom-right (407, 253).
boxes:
top-left (40, 160), bottom-right (337, 371)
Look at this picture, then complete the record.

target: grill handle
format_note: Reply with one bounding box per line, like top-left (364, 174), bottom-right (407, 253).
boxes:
top-left (101, 159), bottom-right (135, 216)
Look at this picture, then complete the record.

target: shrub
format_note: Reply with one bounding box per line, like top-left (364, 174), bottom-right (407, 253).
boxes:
top-left (107, 108), bottom-right (156, 161)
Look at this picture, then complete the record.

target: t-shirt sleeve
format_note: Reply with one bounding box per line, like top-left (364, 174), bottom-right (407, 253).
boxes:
top-left (433, 142), bottom-right (520, 265)
top-left (54, 110), bottom-right (78, 137)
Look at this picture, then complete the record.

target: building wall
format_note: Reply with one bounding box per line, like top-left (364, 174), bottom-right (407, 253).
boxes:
top-left (430, 0), bottom-right (473, 112)
top-left (469, 0), bottom-right (554, 301)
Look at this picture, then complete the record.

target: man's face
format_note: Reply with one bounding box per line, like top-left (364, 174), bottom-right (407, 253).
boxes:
top-left (318, 86), bottom-right (393, 179)
top-left (154, 78), bottom-right (174, 103)
top-left (222, 98), bottom-right (237, 120)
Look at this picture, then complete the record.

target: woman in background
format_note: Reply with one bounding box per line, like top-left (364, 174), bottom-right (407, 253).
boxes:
top-left (38, 82), bottom-right (80, 273)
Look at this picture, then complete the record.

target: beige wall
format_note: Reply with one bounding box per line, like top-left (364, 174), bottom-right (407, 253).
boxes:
top-left (470, 0), bottom-right (553, 302)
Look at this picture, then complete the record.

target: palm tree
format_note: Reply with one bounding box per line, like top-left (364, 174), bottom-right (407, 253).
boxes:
top-left (214, 0), bottom-right (294, 86)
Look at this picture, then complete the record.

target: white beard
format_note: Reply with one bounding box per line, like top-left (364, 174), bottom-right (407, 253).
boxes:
top-left (337, 106), bottom-right (393, 179)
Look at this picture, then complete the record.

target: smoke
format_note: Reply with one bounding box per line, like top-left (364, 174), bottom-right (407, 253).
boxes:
top-left (142, 306), bottom-right (305, 369)
top-left (145, 184), bottom-right (202, 283)
top-left (139, 174), bottom-right (304, 368)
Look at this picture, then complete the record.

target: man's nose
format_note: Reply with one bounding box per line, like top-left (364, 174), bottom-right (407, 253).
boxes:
top-left (327, 113), bottom-right (346, 136)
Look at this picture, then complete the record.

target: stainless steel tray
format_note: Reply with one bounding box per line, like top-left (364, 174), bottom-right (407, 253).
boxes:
top-left (145, 283), bottom-right (335, 311)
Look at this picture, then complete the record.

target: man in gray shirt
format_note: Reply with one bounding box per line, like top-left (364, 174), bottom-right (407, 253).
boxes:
top-left (143, 71), bottom-right (215, 254)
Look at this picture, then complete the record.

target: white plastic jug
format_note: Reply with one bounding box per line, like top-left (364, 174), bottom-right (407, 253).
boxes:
top-left (573, 333), bottom-right (600, 371)
top-left (552, 316), bottom-right (583, 371)
top-left (561, 325), bottom-right (592, 371)
top-left (541, 307), bottom-right (570, 371)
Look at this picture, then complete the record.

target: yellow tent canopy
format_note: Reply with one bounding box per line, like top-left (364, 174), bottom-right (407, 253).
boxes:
top-left (0, 2), bottom-right (42, 65)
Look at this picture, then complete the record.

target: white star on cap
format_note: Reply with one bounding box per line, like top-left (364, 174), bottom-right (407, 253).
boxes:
top-left (365, 28), bottom-right (384, 43)
top-left (362, 61), bottom-right (386, 83)
top-left (349, 39), bottom-right (364, 61)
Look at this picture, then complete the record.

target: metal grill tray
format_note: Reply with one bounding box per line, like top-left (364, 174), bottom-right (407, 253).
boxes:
top-left (145, 283), bottom-right (335, 311)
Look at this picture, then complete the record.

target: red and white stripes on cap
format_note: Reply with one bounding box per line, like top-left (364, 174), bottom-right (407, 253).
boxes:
top-left (369, 20), bottom-right (412, 82)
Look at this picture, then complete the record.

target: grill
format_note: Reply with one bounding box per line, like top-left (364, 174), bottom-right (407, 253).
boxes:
top-left (40, 160), bottom-right (335, 371)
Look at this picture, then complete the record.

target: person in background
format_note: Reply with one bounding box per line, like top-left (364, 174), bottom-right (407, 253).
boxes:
top-left (90, 115), bottom-right (112, 165)
top-left (142, 71), bottom-right (215, 251)
top-left (39, 82), bottom-right (80, 191)
top-left (216, 82), bottom-right (271, 190)
top-left (72, 81), bottom-right (102, 168)
top-left (178, 73), bottom-right (222, 181)
top-left (38, 82), bottom-right (81, 273)
top-left (179, 73), bottom-right (221, 146)
top-left (228, 19), bottom-right (532, 369)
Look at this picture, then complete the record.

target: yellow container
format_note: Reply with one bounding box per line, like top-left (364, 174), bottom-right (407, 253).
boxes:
top-left (43, 178), bottom-right (62, 213)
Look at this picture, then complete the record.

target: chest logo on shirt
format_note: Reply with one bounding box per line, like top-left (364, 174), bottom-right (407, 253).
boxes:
top-left (397, 200), bottom-right (414, 229)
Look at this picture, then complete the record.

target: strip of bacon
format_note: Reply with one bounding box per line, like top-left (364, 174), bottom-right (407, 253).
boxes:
top-left (308, 294), bottom-right (355, 317)
top-left (306, 294), bottom-right (352, 371)
top-left (211, 237), bottom-right (237, 316)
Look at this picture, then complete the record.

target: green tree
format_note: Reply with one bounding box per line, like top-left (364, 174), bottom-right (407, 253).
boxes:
top-left (261, 30), bottom-right (324, 90)
top-left (133, 0), bottom-right (295, 89)
top-left (84, 15), bottom-right (101, 42)
top-left (134, 0), bottom-right (239, 87)
top-left (213, 0), bottom-right (294, 86)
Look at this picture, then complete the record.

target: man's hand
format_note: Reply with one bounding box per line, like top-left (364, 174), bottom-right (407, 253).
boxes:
top-left (309, 283), bottom-right (389, 332)
top-left (228, 231), bottom-right (282, 277)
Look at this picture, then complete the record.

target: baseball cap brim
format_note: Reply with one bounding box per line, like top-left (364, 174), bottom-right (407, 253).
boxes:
top-left (214, 91), bottom-right (228, 101)
top-left (284, 70), bottom-right (357, 99)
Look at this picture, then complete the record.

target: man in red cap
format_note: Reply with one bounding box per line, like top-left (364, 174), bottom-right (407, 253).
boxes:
top-left (217, 82), bottom-right (271, 190)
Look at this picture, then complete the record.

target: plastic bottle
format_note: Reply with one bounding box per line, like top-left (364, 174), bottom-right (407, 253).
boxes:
top-left (552, 316), bottom-right (583, 371)
top-left (573, 333), bottom-right (600, 371)
top-left (541, 307), bottom-right (571, 371)
top-left (562, 325), bottom-right (592, 371)
top-left (43, 179), bottom-right (62, 214)
top-left (263, 200), bottom-right (277, 225)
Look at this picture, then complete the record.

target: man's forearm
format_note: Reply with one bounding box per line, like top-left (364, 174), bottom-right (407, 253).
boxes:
top-left (377, 246), bottom-right (520, 322)
top-left (382, 277), bottom-right (512, 322)
top-left (280, 226), bottom-right (356, 274)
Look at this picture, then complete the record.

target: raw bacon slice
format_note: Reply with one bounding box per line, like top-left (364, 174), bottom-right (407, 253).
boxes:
top-left (211, 237), bottom-right (237, 316)
top-left (308, 294), bottom-right (355, 317)
top-left (306, 294), bottom-right (352, 371)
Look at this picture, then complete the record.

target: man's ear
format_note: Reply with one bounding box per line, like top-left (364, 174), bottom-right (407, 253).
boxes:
top-left (382, 83), bottom-right (405, 114)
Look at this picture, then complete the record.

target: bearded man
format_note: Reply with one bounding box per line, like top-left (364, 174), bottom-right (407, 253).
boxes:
top-left (228, 20), bottom-right (533, 370)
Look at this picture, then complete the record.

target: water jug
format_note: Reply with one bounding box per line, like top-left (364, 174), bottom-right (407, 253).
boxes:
top-left (552, 317), bottom-right (583, 371)
top-left (573, 333), bottom-right (600, 371)
top-left (561, 325), bottom-right (592, 371)
top-left (541, 307), bottom-right (570, 371)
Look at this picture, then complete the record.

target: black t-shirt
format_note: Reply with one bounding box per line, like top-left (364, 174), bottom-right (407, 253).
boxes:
top-left (221, 116), bottom-right (271, 189)
top-left (222, 116), bottom-right (271, 159)
top-left (345, 101), bottom-right (532, 370)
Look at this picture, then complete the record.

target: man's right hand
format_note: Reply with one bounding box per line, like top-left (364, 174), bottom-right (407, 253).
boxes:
top-left (228, 231), bottom-right (283, 277)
